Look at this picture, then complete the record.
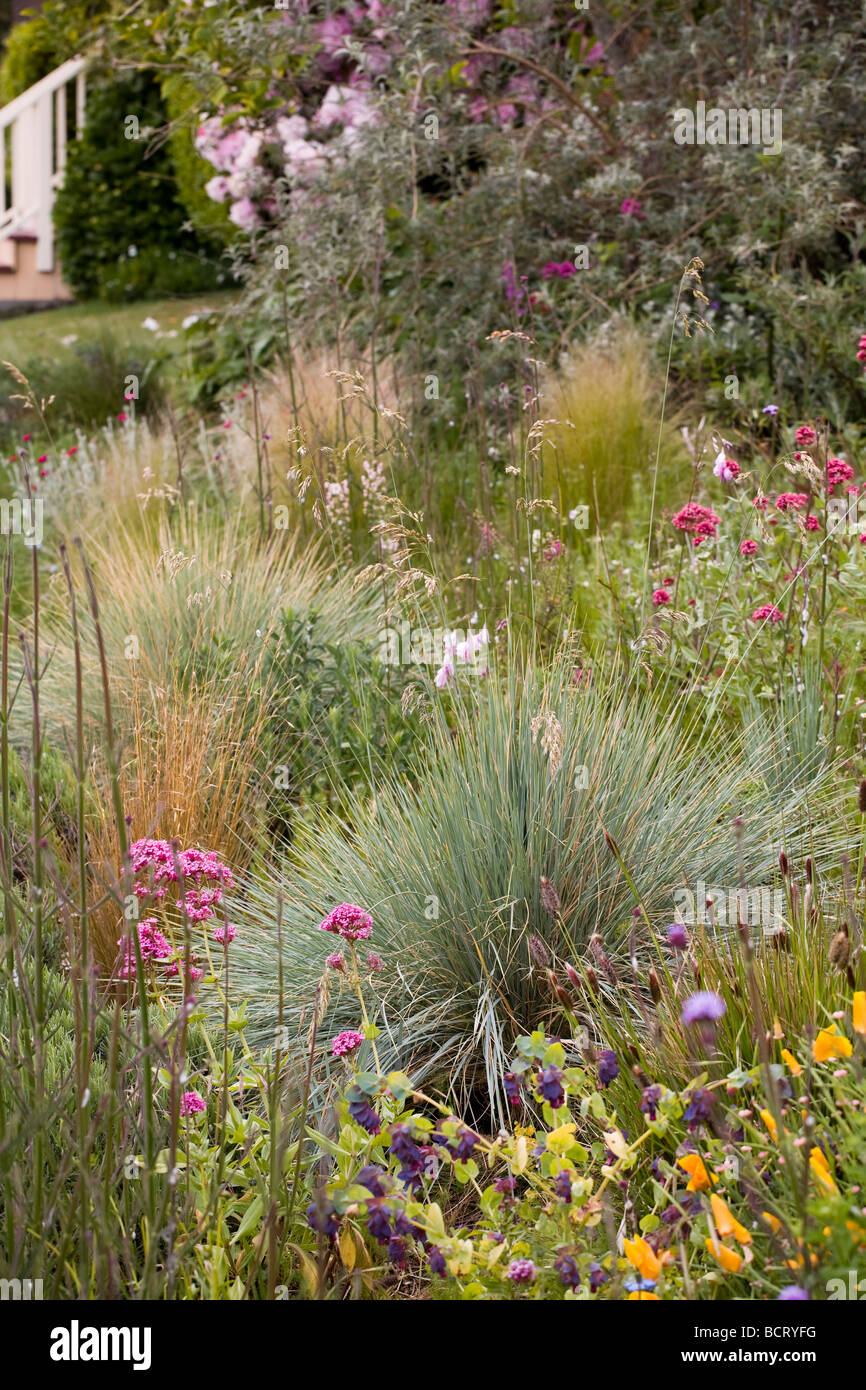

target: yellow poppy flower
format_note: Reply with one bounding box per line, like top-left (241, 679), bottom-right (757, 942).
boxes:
top-left (628, 1290), bottom-right (660, 1300)
top-left (677, 1153), bottom-right (717, 1192)
top-left (853, 992), bottom-right (866, 1037)
top-left (809, 1146), bottom-right (839, 1194)
top-left (623, 1236), bottom-right (661, 1281)
top-left (705, 1237), bottom-right (742, 1273)
top-left (759, 1108), bottom-right (779, 1141)
top-left (761, 1211), bottom-right (782, 1234)
top-left (812, 1025), bottom-right (853, 1063)
top-left (781, 1048), bottom-right (802, 1077)
top-left (710, 1193), bottom-right (753, 1245)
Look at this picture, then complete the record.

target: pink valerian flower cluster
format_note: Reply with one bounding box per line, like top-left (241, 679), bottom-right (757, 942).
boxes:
top-left (118, 919), bottom-right (171, 979)
top-left (129, 839), bottom-right (233, 927)
top-left (541, 260), bottom-right (576, 280)
top-left (319, 903), bottom-right (373, 941)
top-left (331, 1029), bottom-right (365, 1058)
top-left (804, 514), bottom-right (821, 532)
top-left (671, 502), bottom-right (721, 545)
top-left (751, 604), bottom-right (784, 623)
top-left (775, 492), bottom-right (808, 512)
top-left (795, 425), bottom-right (816, 449)
top-left (434, 627), bottom-right (489, 688)
top-left (652, 588), bottom-right (670, 607)
top-left (180, 1090), bottom-right (206, 1117)
top-left (740, 539), bottom-right (758, 556)
top-left (827, 457), bottom-right (855, 489)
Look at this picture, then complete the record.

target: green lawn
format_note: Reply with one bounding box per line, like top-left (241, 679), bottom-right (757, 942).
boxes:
top-left (0, 291), bottom-right (237, 364)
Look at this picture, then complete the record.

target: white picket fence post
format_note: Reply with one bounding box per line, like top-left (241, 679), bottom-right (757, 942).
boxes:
top-left (0, 57), bottom-right (87, 276)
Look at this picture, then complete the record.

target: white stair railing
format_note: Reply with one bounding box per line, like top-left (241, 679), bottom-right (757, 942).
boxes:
top-left (0, 57), bottom-right (86, 273)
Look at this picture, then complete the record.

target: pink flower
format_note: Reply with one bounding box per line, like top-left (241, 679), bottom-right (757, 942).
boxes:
top-left (326, 951), bottom-right (345, 971)
top-left (804, 514), bottom-right (821, 532)
top-left (775, 492), bottom-right (808, 512)
top-left (228, 196), bottom-right (260, 231)
top-left (620, 197), bottom-right (645, 219)
top-left (827, 457), bottom-right (854, 489)
top-left (331, 1029), bottom-right (365, 1058)
top-left (541, 261), bottom-right (576, 280)
top-left (67, 446), bottom-right (78, 456)
top-left (205, 174), bottom-right (230, 202)
top-left (543, 538), bottom-right (564, 561)
top-left (671, 502), bottom-right (721, 539)
top-left (180, 1090), bottom-right (206, 1117)
top-left (713, 453), bottom-right (740, 482)
top-left (858, 333), bottom-right (866, 365)
top-left (795, 426), bottom-right (816, 448)
top-left (366, 952), bottom-right (383, 973)
top-left (319, 903), bottom-right (373, 941)
top-left (212, 923), bottom-right (236, 945)
top-left (652, 588), bottom-right (670, 607)
top-left (740, 539), bottom-right (758, 555)
top-left (751, 604), bottom-right (784, 623)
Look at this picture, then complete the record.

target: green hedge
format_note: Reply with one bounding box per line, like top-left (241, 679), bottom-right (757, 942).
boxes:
top-left (53, 69), bottom-right (226, 302)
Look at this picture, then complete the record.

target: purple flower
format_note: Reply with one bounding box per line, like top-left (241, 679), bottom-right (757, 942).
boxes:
top-left (778, 1286), bottom-right (809, 1300)
top-left (554, 1252), bottom-right (580, 1288)
top-left (429, 1246), bottom-right (447, 1276)
top-left (355, 1165), bottom-right (387, 1197)
top-left (505, 1257), bottom-right (536, 1284)
top-left (347, 1091), bottom-right (381, 1135)
top-left (620, 197), bottom-right (645, 219)
top-left (681, 991), bottom-right (726, 1026)
top-left (503, 1070), bottom-right (522, 1106)
top-left (555, 1170), bottom-right (573, 1203)
top-left (365, 1198), bottom-right (393, 1244)
top-left (683, 1086), bottom-right (716, 1131)
top-left (640, 1084), bottom-right (662, 1121)
top-left (306, 1199), bottom-right (339, 1238)
top-left (598, 1049), bottom-right (619, 1088)
top-left (494, 1176), bottom-right (517, 1195)
top-left (762, 404), bottom-right (779, 415)
top-left (589, 1261), bottom-right (608, 1292)
top-left (537, 1063), bottom-right (565, 1108)
top-left (666, 923), bottom-right (688, 951)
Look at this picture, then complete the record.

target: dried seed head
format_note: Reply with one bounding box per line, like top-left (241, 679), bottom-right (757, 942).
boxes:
top-left (603, 829), bottom-right (621, 858)
top-left (539, 876), bottom-right (561, 919)
top-left (649, 968), bottom-right (662, 1004)
top-left (529, 934), bottom-right (552, 969)
top-left (584, 964), bottom-right (599, 993)
top-left (555, 983), bottom-right (572, 1007)
top-left (829, 930), bottom-right (851, 970)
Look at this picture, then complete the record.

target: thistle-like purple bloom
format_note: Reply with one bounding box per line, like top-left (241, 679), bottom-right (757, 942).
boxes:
top-left (777, 1285), bottom-right (809, 1300)
top-left (681, 991), bottom-right (726, 1026)
top-left (666, 923), bottom-right (688, 950)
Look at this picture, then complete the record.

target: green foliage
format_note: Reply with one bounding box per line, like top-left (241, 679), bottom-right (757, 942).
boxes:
top-left (162, 73), bottom-right (234, 245)
top-left (231, 654), bottom-right (841, 1111)
top-left (53, 69), bottom-right (224, 302)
